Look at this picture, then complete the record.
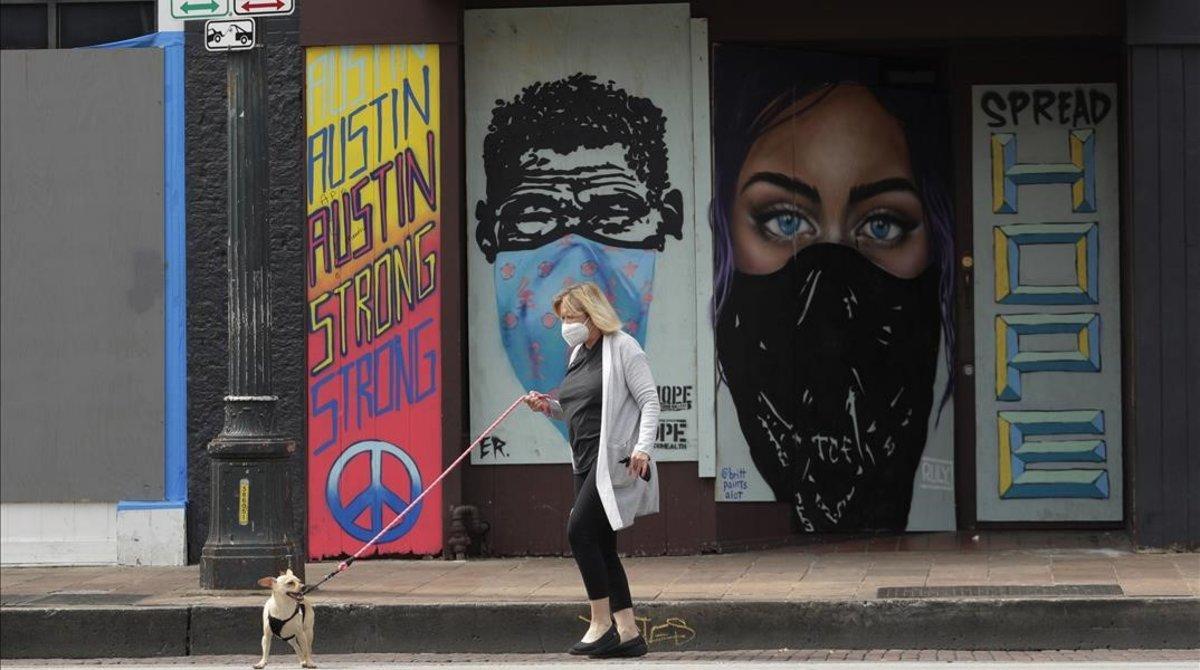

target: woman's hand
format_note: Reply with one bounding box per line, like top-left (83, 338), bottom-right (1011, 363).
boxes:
top-left (523, 392), bottom-right (551, 415)
top-left (626, 450), bottom-right (650, 480)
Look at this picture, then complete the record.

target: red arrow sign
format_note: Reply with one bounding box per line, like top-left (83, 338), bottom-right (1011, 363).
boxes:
top-left (241, 0), bottom-right (282, 10)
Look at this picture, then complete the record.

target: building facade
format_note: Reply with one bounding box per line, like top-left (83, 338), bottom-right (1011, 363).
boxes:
top-left (184, 0), bottom-right (1198, 560)
top-left (3, 0), bottom-right (1195, 567)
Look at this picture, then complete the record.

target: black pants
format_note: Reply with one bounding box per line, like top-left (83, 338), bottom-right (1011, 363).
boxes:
top-left (568, 468), bottom-right (632, 612)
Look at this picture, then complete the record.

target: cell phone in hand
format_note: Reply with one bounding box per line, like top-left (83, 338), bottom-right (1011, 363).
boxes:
top-left (618, 457), bottom-right (652, 482)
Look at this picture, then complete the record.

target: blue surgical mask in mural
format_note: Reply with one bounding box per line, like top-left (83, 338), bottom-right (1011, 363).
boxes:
top-left (493, 236), bottom-right (656, 437)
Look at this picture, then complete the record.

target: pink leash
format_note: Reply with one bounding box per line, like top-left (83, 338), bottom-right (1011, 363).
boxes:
top-left (300, 393), bottom-right (540, 595)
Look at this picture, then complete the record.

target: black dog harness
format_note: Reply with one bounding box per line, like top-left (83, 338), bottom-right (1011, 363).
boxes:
top-left (268, 601), bottom-right (308, 641)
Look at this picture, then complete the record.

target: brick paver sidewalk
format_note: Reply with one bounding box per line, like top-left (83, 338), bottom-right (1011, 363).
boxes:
top-left (2, 531), bottom-right (1196, 607)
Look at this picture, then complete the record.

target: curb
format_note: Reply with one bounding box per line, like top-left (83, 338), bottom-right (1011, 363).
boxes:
top-left (0, 607), bottom-right (189, 658)
top-left (3, 597), bottom-right (1198, 658)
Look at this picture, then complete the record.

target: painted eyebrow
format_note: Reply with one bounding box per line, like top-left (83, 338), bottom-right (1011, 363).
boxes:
top-left (848, 177), bottom-right (920, 205)
top-left (740, 172), bottom-right (821, 204)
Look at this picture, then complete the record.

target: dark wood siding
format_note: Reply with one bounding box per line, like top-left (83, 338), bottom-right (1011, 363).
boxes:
top-left (462, 462), bottom-right (714, 556)
top-left (440, 42), bottom-right (467, 535)
top-left (300, 0), bottom-right (460, 46)
top-left (1128, 45), bottom-right (1200, 549)
top-left (1127, 0), bottom-right (1200, 46)
top-left (693, 0), bottom-right (1121, 42)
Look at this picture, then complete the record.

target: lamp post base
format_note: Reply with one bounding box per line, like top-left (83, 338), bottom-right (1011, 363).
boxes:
top-left (200, 541), bottom-right (300, 590)
top-left (199, 432), bottom-right (303, 590)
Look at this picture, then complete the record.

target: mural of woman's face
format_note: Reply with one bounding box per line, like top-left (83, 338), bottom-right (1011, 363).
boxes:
top-left (731, 85), bottom-right (930, 279)
top-left (715, 84), bottom-right (944, 532)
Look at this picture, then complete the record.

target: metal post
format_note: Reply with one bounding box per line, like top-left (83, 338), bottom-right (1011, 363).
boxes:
top-left (200, 46), bottom-right (302, 589)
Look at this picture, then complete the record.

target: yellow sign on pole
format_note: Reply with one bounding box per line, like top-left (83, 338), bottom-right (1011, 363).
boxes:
top-left (238, 478), bottom-right (250, 526)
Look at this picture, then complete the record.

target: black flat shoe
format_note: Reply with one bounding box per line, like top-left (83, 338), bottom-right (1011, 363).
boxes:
top-left (568, 625), bottom-right (618, 655)
top-left (590, 634), bottom-right (648, 658)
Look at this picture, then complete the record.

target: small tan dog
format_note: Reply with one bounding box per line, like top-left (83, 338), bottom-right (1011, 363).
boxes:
top-left (254, 569), bottom-right (316, 669)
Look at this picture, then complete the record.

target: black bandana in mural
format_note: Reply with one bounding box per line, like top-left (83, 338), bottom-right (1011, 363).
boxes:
top-left (716, 244), bottom-right (941, 531)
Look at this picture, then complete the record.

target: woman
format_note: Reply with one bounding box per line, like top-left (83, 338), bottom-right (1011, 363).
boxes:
top-left (711, 74), bottom-right (956, 532)
top-left (524, 281), bottom-right (660, 658)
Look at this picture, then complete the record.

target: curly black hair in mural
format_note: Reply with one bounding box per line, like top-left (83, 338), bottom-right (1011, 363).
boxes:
top-left (482, 73), bottom-right (671, 203)
top-left (475, 73), bottom-right (681, 262)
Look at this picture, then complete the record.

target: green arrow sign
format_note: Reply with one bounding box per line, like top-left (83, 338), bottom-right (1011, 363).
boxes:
top-left (173, 0), bottom-right (225, 18)
top-left (181, 1), bottom-right (219, 12)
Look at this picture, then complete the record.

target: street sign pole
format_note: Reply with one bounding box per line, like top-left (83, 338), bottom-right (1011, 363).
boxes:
top-left (199, 45), bottom-right (302, 589)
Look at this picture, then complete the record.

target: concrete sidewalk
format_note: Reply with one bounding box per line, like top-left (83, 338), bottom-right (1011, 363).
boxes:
top-left (2, 532), bottom-right (1197, 658)
top-left (3, 531), bottom-right (1196, 604)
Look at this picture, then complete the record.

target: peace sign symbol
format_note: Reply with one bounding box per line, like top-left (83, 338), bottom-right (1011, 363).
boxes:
top-left (325, 440), bottom-right (424, 543)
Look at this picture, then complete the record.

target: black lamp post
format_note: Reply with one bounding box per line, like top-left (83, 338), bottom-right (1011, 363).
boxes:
top-left (199, 46), bottom-right (302, 589)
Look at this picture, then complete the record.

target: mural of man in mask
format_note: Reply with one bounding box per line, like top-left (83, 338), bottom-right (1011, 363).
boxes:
top-left (476, 73), bottom-right (683, 437)
top-left (712, 52), bottom-right (956, 532)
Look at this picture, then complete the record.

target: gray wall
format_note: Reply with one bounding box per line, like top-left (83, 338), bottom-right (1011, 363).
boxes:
top-left (185, 16), bottom-right (307, 563)
top-left (1127, 0), bottom-right (1200, 549)
top-left (0, 49), bottom-right (165, 502)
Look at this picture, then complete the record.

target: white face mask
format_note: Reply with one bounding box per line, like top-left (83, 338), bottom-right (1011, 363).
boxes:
top-left (561, 319), bottom-right (590, 347)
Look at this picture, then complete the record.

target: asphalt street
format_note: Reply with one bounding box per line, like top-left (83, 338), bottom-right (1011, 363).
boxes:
top-left (2, 663), bottom-right (1197, 669)
top-left (1, 665), bottom-right (1195, 670)
top-left (1, 655), bottom-right (1196, 669)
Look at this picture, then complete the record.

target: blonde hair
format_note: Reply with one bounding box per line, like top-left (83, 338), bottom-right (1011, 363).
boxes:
top-left (552, 282), bottom-right (623, 333)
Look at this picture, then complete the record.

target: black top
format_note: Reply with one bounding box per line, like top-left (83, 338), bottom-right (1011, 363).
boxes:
top-left (558, 340), bottom-right (603, 474)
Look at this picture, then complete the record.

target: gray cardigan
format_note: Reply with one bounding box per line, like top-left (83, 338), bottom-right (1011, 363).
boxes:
top-left (549, 330), bottom-right (661, 530)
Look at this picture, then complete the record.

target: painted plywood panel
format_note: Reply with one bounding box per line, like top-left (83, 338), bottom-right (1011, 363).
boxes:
top-left (465, 4), bottom-right (700, 466)
top-left (708, 45), bottom-right (956, 532)
top-left (304, 45), bottom-right (443, 557)
top-left (971, 84), bottom-right (1123, 521)
top-left (0, 50), bottom-right (165, 503)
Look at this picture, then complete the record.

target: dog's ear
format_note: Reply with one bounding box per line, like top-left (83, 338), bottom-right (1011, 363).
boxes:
top-left (257, 577), bottom-right (275, 588)
top-left (285, 568), bottom-right (295, 577)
